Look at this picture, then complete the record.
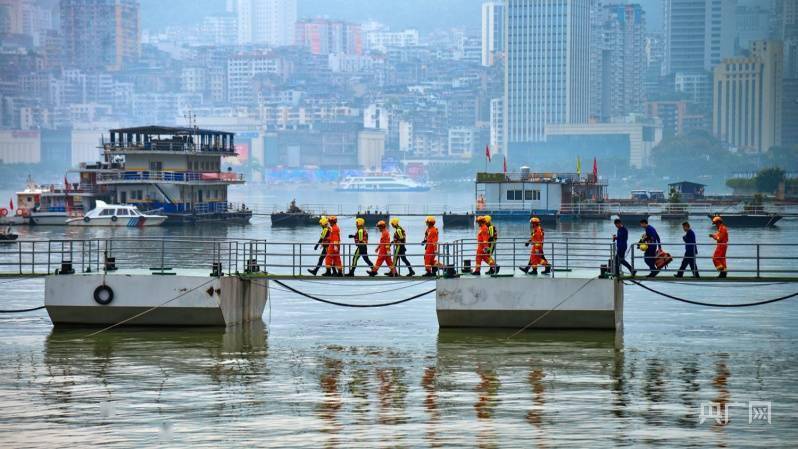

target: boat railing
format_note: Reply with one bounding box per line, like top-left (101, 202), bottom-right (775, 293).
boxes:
top-left (2, 237), bottom-right (796, 279)
top-left (96, 171), bottom-right (245, 183)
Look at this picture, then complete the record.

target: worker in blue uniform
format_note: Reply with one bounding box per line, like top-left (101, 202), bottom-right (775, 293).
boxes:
top-left (639, 219), bottom-right (661, 277)
top-left (675, 221), bottom-right (700, 277)
top-left (612, 219), bottom-right (635, 276)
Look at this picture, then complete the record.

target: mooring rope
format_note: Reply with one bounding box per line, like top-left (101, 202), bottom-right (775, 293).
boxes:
top-left (506, 277), bottom-right (599, 340)
top-left (626, 279), bottom-right (798, 307)
top-left (0, 305), bottom-right (46, 313)
top-left (262, 278), bottom-right (436, 308)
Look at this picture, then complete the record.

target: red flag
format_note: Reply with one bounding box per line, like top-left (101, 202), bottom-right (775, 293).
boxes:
top-left (592, 157), bottom-right (598, 180)
top-left (485, 144), bottom-right (491, 162)
top-left (9, 198), bottom-right (13, 210)
top-left (503, 156), bottom-right (507, 174)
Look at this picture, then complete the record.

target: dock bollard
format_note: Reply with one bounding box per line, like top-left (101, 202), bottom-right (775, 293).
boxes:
top-left (245, 259), bottom-right (260, 273)
top-left (211, 262), bottom-right (223, 277)
top-left (56, 261), bottom-right (75, 275)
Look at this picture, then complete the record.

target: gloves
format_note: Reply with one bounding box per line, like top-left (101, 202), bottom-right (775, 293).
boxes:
top-left (348, 234), bottom-right (355, 239)
top-left (314, 244), bottom-right (319, 251)
top-left (525, 242), bottom-right (530, 247)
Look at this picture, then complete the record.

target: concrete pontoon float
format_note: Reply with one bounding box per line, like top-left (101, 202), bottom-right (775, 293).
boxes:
top-left (2, 237), bottom-right (796, 331)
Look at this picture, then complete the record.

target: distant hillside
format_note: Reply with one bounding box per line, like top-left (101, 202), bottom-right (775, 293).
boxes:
top-left (140, 0), bottom-right (663, 35)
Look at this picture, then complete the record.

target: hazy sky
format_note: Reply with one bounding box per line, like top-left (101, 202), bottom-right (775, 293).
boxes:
top-left (141, 0), bottom-right (665, 34)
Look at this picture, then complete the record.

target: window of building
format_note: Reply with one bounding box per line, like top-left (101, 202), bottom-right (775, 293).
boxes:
top-left (149, 161), bottom-right (163, 171)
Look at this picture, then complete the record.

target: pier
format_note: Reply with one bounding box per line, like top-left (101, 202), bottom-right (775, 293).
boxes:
top-left (2, 236), bottom-right (797, 331)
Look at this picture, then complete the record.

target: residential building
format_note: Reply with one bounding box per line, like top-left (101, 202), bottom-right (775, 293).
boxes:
top-left (365, 29), bottom-right (419, 52)
top-left (504, 0), bottom-right (591, 155)
top-left (295, 18), bottom-right (362, 56)
top-left (59, 0), bottom-right (140, 71)
top-left (595, 4), bottom-right (647, 120)
top-left (357, 129), bottom-right (385, 170)
top-left (481, 1), bottom-right (504, 67)
top-left (236, 0), bottom-right (297, 46)
top-left (490, 98), bottom-right (503, 155)
top-left (226, 51), bottom-right (283, 105)
top-left (783, 78), bottom-right (798, 145)
top-left (448, 127), bottom-right (478, 158)
top-left (646, 100), bottom-right (705, 137)
top-left (201, 14), bottom-right (238, 46)
top-left (713, 40), bottom-right (783, 153)
top-left (664, 0), bottom-right (735, 75)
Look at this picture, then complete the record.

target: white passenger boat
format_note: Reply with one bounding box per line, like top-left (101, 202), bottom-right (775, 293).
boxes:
top-left (66, 201), bottom-right (167, 227)
top-left (336, 174), bottom-right (430, 192)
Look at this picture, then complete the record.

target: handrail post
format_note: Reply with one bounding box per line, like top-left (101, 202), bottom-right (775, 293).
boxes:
top-left (565, 237), bottom-right (570, 271)
top-left (512, 239), bottom-right (516, 273)
top-left (160, 239), bottom-right (165, 272)
top-left (756, 244), bottom-right (760, 278)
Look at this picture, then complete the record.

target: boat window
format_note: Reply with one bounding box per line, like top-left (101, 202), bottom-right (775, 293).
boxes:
top-left (130, 209), bottom-right (140, 216)
top-left (506, 190), bottom-right (522, 201)
top-left (99, 209), bottom-right (114, 216)
top-left (116, 209), bottom-right (129, 216)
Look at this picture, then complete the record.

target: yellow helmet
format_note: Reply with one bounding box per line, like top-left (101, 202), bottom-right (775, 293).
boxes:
top-left (319, 216), bottom-right (329, 226)
top-left (376, 220), bottom-right (386, 228)
top-left (639, 242), bottom-right (649, 251)
top-left (390, 217), bottom-right (400, 227)
top-left (425, 216), bottom-right (436, 224)
top-left (712, 216), bottom-right (723, 224)
top-left (530, 216), bottom-right (541, 224)
top-left (484, 215), bottom-right (492, 223)
top-left (355, 217), bottom-right (365, 226)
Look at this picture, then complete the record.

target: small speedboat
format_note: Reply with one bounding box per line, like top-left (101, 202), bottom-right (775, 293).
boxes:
top-left (66, 201), bottom-right (167, 227)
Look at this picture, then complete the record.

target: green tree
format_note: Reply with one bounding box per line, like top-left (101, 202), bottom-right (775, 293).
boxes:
top-left (754, 167), bottom-right (785, 194)
top-left (650, 130), bottom-right (745, 178)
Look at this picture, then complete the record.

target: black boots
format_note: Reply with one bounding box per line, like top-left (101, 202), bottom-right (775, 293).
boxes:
top-left (307, 267), bottom-right (319, 276)
top-left (345, 268), bottom-right (355, 277)
top-left (718, 271), bottom-right (727, 278)
top-left (541, 266), bottom-right (551, 275)
top-left (518, 266), bottom-right (529, 274)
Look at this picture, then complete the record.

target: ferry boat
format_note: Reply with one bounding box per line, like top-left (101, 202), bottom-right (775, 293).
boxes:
top-left (13, 176), bottom-right (96, 225)
top-left (78, 126), bottom-right (251, 225)
top-left (336, 174), bottom-right (430, 192)
top-left (66, 201), bottom-right (167, 227)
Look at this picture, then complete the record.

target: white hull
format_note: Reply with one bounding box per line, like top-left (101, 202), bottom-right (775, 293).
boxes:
top-left (30, 212), bottom-right (70, 225)
top-left (67, 216), bottom-right (167, 227)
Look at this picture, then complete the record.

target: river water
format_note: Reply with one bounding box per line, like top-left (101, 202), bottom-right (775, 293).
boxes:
top-left (1, 186), bottom-right (797, 447)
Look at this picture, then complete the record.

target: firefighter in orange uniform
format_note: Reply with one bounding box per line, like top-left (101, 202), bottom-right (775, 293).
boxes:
top-left (325, 215), bottom-right (343, 276)
top-left (474, 216), bottom-right (497, 275)
top-left (519, 216), bottom-right (551, 275)
top-left (710, 216), bottom-right (729, 278)
top-left (307, 216), bottom-right (331, 276)
top-left (422, 216), bottom-right (439, 277)
top-left (367, 220), bottom-right (396, 277)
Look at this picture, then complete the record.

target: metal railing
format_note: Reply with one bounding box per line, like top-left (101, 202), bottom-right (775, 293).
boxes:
top-left (96, 171), bottom-right (244, 183)
top-left (1, 237), bottom-right (797, 279)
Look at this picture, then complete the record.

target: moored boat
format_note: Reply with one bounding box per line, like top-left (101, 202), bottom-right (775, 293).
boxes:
top-left (66, 201), bottom-right (167, 227)
top-left (336, 174), bottom-right (430, 192)
top-left (707, 213), bottom-right (782, 227)
top-left (270, 200), bottom-right (321, 227)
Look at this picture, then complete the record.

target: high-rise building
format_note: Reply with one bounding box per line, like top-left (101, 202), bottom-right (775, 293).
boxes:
top-left (236, 0), bottom-right (297, 47)
top-left (713, 40), bottom-right (783, 153)
top-left (504, 0), bottom-right (591, 153)
top-left (490, 97), bottom-right (503, 154)
top-left (295, 18), bottom-right (362, 56)
top-left (481, 1), bottom-right (504, 67)
top-left (664, 0), bottom-right (736, 75)
top-left (594, 4), bottom-right (646, 121)
top-left (777, 0), bottom-right (798, 79)
top-left (60, 0), bottom-right (140, 71)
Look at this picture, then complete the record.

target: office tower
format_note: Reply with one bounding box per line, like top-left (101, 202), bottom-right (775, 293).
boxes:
top-left (777, 0), bottom-right (798, 79)
top-left (664, 0), bottom-right (736, 75)
top-left (504, 0), bottom-right (591, 151)
top-left (595, 4), bottom-right (646, 120)
top-left (60, 0), bottom-right (140, 71)
top-left (237, 0), bottom-right (297, 46)
top-left (713, 40), bottom-right (783, 153)
top-left (481, 1), bottom-right (504, 67)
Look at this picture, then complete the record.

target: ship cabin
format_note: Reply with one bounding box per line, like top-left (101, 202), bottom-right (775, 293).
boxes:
top-left (85, 126), bottom-right (247, 221)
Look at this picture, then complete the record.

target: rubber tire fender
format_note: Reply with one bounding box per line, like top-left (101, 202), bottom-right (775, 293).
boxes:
top-left (111, 215), bottom-right (118, 222)
top-left (83, 216), bottom-right (90, 223)
top-left (93, 285), bottom-right (114, 305)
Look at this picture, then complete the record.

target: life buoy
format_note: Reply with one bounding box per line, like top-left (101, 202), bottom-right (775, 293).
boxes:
top-left (83, 216), bottom-right (91, 223)
top-left (111, 215), bottom-right (118, 222)
top-left (93, 285), bottom-right (114, 305)
top-left (16, 208), bottom-right (28, 217)
top-left (0, 208), bottom-right (7, 217)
